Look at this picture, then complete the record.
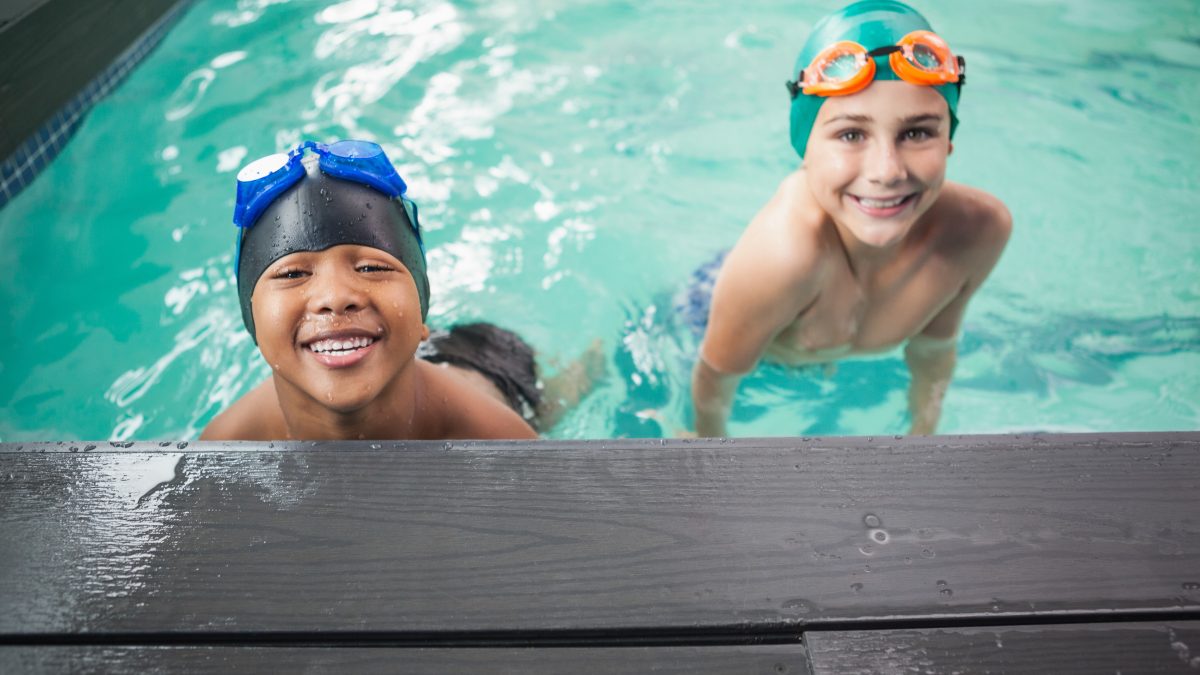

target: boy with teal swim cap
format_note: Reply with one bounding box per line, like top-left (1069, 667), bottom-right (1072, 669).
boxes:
top-left (691, 0), bottom-right (1011, 437)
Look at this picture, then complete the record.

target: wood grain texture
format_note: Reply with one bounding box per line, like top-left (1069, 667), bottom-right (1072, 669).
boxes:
top-left (1, 433), bottom-right (1198, 637)
top-left (0, 644), bottom-right (810, 674)
top-left (806, 621), bottom-right (1200, 674)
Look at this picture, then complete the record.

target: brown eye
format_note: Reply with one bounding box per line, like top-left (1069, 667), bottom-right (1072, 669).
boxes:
top-left (357, 263), bottom-right (394, 273)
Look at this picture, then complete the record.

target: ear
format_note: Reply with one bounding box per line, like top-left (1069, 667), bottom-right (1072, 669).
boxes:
top-left (947, 140), bottom-right (954, 156)
top-left (420, 323), bottom-right (430, 341)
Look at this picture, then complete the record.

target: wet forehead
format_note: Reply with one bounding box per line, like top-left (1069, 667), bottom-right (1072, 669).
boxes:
top-left (265, 244), bottom-right (404, 271)
top-left (817, 81), bottom-right (948, 126)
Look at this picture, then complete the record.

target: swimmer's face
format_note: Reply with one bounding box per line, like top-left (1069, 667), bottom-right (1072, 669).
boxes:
top-left (251, 244), bottom-right (429, 414)
top-left (803, 81), bottom-right (952, 248)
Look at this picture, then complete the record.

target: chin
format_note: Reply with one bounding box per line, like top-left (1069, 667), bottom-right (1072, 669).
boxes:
top-left (847, 221), bottom-right (912, 248)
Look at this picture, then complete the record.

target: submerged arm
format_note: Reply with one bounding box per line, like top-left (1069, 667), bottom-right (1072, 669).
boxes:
top-left (691, 359), bottom-right (742, 438)
top-left (904, 334), bottom-right (957, 435)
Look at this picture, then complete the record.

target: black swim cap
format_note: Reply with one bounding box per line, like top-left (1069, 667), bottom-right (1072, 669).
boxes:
top-left (236, 157), bottom-right (430, 342)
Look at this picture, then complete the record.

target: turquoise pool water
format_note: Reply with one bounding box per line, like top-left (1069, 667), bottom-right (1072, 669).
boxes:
top-left (1, 0), bottom-right (1198, 441)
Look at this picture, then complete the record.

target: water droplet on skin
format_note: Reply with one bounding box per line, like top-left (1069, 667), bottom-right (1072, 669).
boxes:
top-left (863, 514), bottom-right (881, 528)
top-left (850, 582), bottom-right (863, 593)
top-left (940, 588), bottom-right (954, 597)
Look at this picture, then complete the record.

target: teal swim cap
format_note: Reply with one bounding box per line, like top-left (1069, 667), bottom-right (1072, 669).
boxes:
top-left (789, 0), bottom-right (961, 158)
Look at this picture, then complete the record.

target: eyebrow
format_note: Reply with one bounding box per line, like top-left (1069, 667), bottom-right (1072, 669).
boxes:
top-left (901, 113), bottom-right (944, 125)
top-left (822, 113), bottom-right (945, 126)
top-left (823, 114), bottom-right (872, 126)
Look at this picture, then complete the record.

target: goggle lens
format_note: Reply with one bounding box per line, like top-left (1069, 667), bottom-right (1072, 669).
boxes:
top-left (236, 152), bottom-right (290, 182)
top-left (823, 52), bottom-right (864, 81)
top-left (908, 43), bottom-right (943, 71)
top-left (793, 31), bottom-right (960, 98)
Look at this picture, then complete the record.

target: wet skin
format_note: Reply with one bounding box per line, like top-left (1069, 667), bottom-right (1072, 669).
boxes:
top-left (202, 244), bottom-right (536, 441)
top-left (693, 82), bottom-right (1012, 437)
top-left (251, 244), bottom-right (430, 437)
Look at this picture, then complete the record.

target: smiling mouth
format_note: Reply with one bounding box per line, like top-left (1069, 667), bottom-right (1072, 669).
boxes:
top-left (850, 193), bottom-right (918, 216)
top-left (306, 336), bottom-right (377, 356)
top-left (858, 195), bottom-right (909, 208)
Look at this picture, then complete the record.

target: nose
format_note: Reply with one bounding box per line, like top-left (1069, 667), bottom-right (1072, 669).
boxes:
top-left (305, 264), bottom-right (367, 317)
top-left (864, 138), bottom-right (906, 187)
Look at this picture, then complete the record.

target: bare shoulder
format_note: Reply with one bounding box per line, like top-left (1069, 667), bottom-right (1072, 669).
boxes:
top-left (936, 181), bottom-right (1013, 257)
top-left (702, 170), bottom-right (831, 375)
top-left (726, 170), bottom-right (830, 292)
top-left (199, 378), bottom-right (286, 441)
top-left (416, 361), bottom-right (537, 440)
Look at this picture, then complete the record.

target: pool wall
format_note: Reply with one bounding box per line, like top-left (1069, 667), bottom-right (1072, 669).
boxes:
top-left (0, 0), bottom-right (187, 209)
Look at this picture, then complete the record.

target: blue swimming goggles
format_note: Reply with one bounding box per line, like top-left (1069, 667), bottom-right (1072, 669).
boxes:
top-left (232, 139), bottom-right (422, 275)
top-left (233, 139), bottom-right (409, 229)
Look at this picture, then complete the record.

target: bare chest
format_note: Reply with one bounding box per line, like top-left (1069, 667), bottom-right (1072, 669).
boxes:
top-left (766, 259), bottom-right (964, 365)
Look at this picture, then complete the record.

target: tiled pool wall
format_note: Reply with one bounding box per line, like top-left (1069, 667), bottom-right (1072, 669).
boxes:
top-left (0, 0), bottom-right (189, 209)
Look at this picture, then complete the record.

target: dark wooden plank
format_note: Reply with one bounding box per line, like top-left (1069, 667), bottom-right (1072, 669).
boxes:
top-left (806, 621), bottom-right (1200, 674)
top-left (1, 433), bottom-right (1198, 636)
top-left (0, 644), bottom-right (810, 674)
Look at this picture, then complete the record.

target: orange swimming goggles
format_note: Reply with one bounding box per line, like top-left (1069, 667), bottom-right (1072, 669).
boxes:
top-left (786, 30), bottom-right (964, 99)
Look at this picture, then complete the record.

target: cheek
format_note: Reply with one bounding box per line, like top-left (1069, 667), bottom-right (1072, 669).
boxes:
top-left (251, 292), bottom-right (300, 358)
top-left (807, 147), bottom-right (855, 186)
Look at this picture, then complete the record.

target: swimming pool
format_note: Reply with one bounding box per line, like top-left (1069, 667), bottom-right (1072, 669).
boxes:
top-left (1, 0), bottom-right (1197, 441)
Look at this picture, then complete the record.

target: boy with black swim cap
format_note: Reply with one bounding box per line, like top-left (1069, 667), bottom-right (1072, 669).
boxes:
top-left (202, 140), bottom-right (536, 441)
top-left (691, 1), bottom-right (1011, 437)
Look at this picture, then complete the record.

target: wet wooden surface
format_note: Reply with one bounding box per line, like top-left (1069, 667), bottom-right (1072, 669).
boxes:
top-left (806, 621), bottom-right (1200, 673)
top-left (1, 433), bottom-right (1198, 671)
top-left (0, 644), bottom-right (811, 675)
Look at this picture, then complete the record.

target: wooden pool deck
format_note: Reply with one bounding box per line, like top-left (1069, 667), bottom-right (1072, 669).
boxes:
top-left (2, 432), bottom-right (1198, 672)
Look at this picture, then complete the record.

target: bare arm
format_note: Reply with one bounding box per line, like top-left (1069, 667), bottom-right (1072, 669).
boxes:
top-left (905, 190), bottom-right (1012, 435)
top-left (692, 183), bottom-right (823, 437)
top-left (905, 334), bottom-right (957, 435)
top-left (691, 358), bottom-right (742, 438)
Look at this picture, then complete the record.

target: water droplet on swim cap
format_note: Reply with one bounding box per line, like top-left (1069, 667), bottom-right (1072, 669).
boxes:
top-left (788, 0), bottom-right (960, 158)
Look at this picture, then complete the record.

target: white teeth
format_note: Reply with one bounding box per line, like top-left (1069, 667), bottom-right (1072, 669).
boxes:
top-left (859, 195), bottom-right (908, 208)
top-left (308, 336), bottom-right (375, 354)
